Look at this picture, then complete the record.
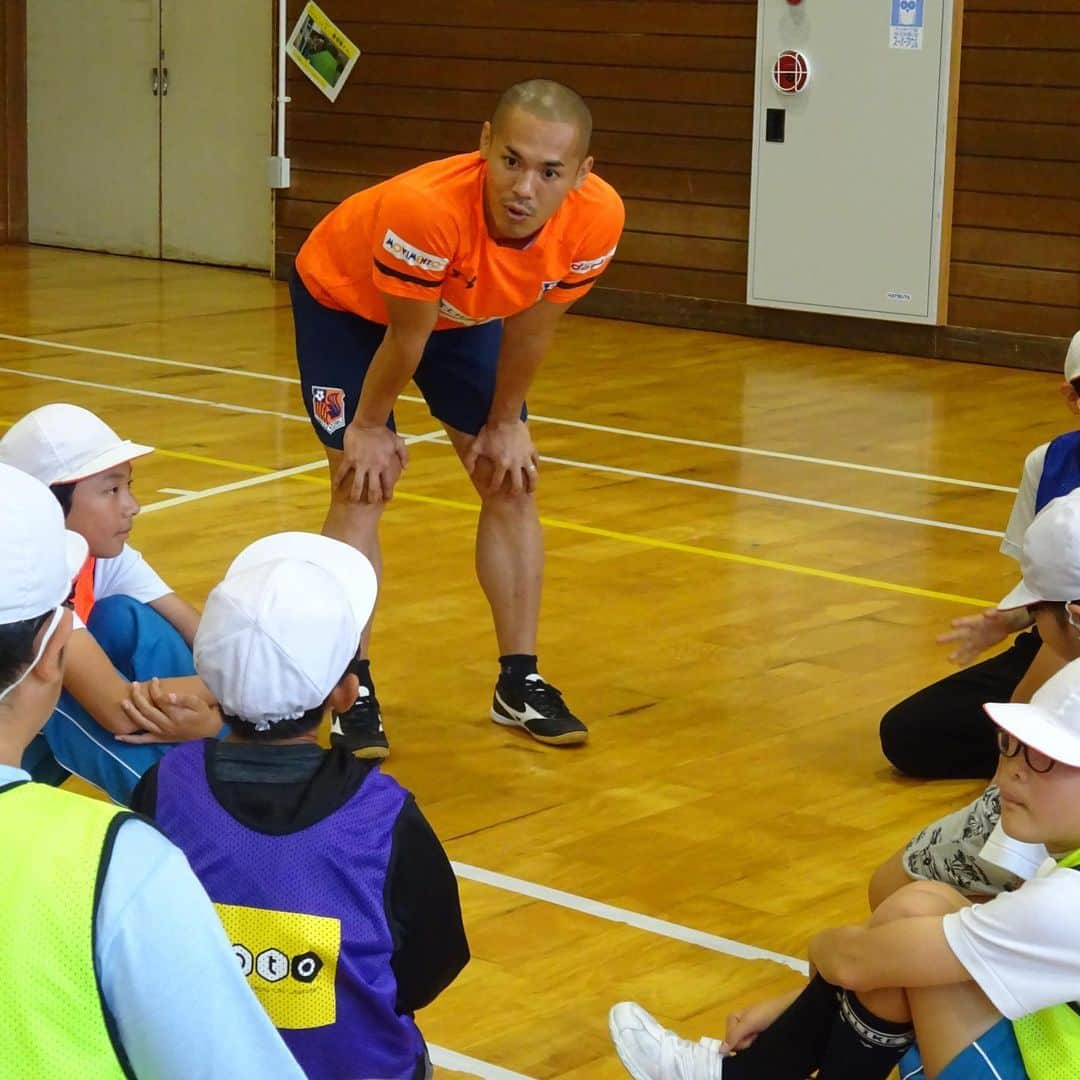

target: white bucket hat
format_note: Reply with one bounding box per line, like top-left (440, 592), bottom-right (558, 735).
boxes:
top-left (194, 532), bottom-right (377, 730)
top-left (1064, 330), bottom-right (1080, 384)
top-left (998, 491), bottom-right (1080, 611)
top-left (0, 464), bottom-right (88, 700)
top-left (0, 403), bottom-right (153, 486)
top-left (985, 658), bottom-right (1080, 768)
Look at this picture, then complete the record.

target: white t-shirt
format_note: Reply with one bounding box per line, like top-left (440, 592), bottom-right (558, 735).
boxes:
top-left (943, 857), bottom-right (1080, 1019)
top-left (1000, 443), bottom-right (1049, 561)
top-left (73, 544), bottom-right (171, 630)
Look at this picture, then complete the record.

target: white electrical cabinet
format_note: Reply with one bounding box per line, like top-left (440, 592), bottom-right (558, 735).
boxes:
top-left (747, 0), bottom-right (957, 323)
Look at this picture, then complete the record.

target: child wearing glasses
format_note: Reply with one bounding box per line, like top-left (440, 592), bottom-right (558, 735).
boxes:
top-left (610, 654), bottom-right (1080, 1080)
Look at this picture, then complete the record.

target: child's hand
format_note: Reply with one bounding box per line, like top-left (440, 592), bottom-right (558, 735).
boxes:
top-left (936, 607), bottom-right (1028, 666)
top-left (117, 678), bottom-right (223, 743)
top-left (723, 987), bottom-right (802, 1052)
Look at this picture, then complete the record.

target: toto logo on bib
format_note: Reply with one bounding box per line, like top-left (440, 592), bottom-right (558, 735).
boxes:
top-left (772, 50), bottom-right (810, 94)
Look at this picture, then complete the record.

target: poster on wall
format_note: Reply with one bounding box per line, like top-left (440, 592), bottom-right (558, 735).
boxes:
top-left (287, 2), bottom-right (360, 102)
top-left (889, 0), bottom-right (924, 50)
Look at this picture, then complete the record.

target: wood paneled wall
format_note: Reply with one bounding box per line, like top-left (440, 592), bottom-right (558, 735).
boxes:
top-left (0, 0), bottom-right (27, 243)
top-left (950, 1), bottom-right (1079, 340)
top-left (275, 0), bottom-right (758, 306)
top-left (274, 0), bottom-right (1077, 365)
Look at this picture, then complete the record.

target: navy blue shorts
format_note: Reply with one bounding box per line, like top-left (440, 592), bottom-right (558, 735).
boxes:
top-left (290, 266), bottom-right (524, 447)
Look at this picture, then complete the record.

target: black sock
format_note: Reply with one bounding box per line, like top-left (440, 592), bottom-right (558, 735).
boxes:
top-left (499, 654), bottom-right (538, 681)
top-left (814, 990), bottom-right (914, 1080)
top-left (347, 657), bottom-right (375, 694)
top-left (722, 975), bottom-right (841, 1079)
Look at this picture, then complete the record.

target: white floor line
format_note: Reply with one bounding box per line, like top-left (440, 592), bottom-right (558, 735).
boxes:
top-left (0, 363), bottom-right (1007, 537)
top-left (523, 411), bottom-right (1019, 494)
top-left (140, 430), bottom-right (445, 514)
top-left (428, 1045), bottom-right (535, 1080)
top-left (0, 331), bottom-right (1017, 493)
top-left (157, 487), bottom-right (196, 495)
top-left (0, 364), bottom-right (309, 423)
top-left (452, 861), bottom-right (809, 976)
top-left (0, 331), bottom-right (299, 384)
top-left (536, 453), bottom-right (1005, 538)
top-left (141, 460), bottom-right (328, 513)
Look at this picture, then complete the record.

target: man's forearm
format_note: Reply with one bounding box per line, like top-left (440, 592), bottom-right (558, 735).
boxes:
top-left (488, 337), bottom-right (549, 423)
top-left (353, 331), bottom-right (423, 426)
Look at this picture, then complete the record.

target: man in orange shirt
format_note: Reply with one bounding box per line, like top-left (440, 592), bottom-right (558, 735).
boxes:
top-left (290, 79), bottom-right (624, 757)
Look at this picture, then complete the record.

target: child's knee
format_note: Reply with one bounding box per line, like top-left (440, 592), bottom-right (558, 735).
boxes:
top-left (868, 880), bottom-right (969, 925)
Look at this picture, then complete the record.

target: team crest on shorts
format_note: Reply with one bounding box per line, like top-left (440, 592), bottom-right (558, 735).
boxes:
top-left (311, 386), bottom-right (346, 435)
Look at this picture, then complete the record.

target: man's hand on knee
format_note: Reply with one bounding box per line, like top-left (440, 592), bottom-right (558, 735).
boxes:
top-left (463, 420), bottom-right (539, 496)
top-left (334, 424), bottom-right (409, 503)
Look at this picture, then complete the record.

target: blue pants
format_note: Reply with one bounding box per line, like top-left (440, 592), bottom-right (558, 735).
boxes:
top-left (23, 595), bottom-right (196, 804)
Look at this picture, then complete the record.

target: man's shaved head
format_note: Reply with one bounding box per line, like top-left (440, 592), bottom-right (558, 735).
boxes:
top-left (491, 80), bottom-right (593, 159)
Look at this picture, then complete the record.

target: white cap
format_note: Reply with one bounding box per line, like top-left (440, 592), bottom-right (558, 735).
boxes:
top-left (998, 491), bottom-right (1080, 611)
top-left (0, 464), bottom-right (88, 701)
top-left (0, 464), bottom-right (88, 624)
top-left (0, 403), bottom-right (153, 486)
top-left (1065, 331), bottom-right (1080, 384)
top-left (194, 532), bottom-right (377, 730)
top-left (985, 657), bottom-right (1080, 768)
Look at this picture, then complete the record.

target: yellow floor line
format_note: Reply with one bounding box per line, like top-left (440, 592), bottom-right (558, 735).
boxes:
top-left (154, 447), bottom-right (994, 608)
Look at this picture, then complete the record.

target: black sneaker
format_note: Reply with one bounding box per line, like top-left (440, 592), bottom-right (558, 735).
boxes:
top-left (329, 685), bottom-right (389, 759)
top-left (491, 673), bottom-right (588, 746)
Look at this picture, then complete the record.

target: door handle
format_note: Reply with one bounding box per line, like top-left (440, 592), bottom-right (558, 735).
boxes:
top-left (161, 67), bottom-right (169, 96)
top-left (151, 67), bottom-right (159, 95)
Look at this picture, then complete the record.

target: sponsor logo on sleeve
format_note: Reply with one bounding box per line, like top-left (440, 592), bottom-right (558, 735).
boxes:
top-left (438, 298), bottom-right (497, 327)
top-left (569, 245), bottom-right (617, 275)
top-left (382, 228), bottom-right (449, 273)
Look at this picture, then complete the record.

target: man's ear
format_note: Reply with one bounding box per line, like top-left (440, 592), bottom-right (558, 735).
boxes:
top-left (573, 154), bottom-right (594, 191)
top-left (1059, 381), bottom-right (1080, 416)
top-left (327, 673), bottom-right (360, 715)
top-left (30, 609), bottom-right (72, 686)
top-left (479, 120), bottom-right (493, 158)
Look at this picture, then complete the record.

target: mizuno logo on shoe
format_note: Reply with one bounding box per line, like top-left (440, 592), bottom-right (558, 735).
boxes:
top-left (494, 691), bottom-right (546, 723)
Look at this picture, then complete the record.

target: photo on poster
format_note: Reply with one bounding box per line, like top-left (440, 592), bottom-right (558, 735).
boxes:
top-left (286, 2), bottom-right (360, 102)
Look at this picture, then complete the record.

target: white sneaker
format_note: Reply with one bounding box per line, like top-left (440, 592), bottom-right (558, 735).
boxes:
top-left (609, 1002), bottom-right (725, 1080)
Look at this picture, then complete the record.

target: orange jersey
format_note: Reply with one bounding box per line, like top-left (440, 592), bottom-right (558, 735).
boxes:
top-left (295, 152), bottom-right (624, 331)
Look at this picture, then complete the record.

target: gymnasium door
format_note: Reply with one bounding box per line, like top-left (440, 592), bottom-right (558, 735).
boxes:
top-left (26, 0), bottom-right (272, 270)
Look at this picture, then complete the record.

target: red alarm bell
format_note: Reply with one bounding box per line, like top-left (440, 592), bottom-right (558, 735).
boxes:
top-left (772, 50), bottom-right (810, 94)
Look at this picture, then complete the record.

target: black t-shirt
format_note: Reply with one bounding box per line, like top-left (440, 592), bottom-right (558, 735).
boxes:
top-left (131, 742), bottom-right (468, 1014)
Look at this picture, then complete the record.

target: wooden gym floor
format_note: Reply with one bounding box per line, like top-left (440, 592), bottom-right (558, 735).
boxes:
top-left (0, 245), bottom-right (1062, 1078)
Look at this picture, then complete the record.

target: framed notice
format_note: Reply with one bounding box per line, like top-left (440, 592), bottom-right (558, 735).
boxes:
top-left (287, 2), bottom-right (360, 102)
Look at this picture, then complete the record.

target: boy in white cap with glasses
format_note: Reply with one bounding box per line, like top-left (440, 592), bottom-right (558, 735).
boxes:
top-left (610, 655), bottom-right (1080, 1080)
top-left (870, 488), bottom-right (1080, 907)
top-left (0, 403), bottom-right (222, 802)
top-left (129, 532), bottom-right (468, 1080)
top-left (0, 463), bottom-right (304, 1078)
top-left (881, 330), bottom-right (1080, 781)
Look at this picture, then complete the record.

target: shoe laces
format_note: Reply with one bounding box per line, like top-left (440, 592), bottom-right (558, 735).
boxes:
top-left (659, 1031), bottom-right (724, 1080)
top-left (522, 674), bottom-right (566, 710)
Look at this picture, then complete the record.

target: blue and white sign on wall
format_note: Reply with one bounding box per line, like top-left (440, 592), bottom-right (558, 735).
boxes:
top-left (890, 0), bottom-right (925, 49)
